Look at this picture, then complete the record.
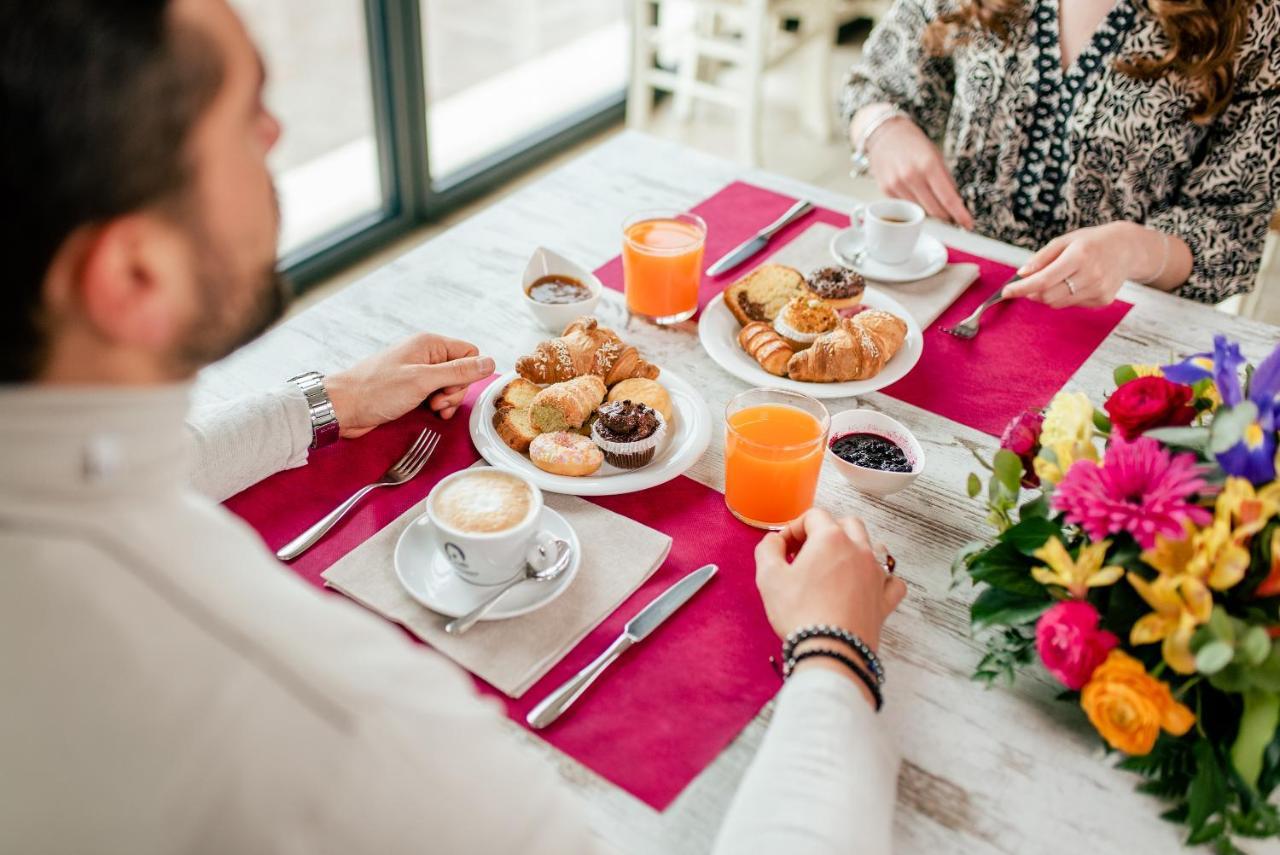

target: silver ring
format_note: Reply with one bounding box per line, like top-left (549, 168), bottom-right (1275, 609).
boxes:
top-left (1064, 277), bottom-right (1076, 295)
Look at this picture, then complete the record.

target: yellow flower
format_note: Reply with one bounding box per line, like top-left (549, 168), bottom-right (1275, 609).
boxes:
top-left (1128, 571), bottom-right (1212, 674)
top-left (1034, 391), bottom-right (1098, 484)
top-left (1081, 650), bottom-right (1195, 755)
top-left (1131, 365), bottom-right (1164, 378)
top-left (1215, 477), bottom-right (1280, 539)
top-left (1031, 537), bottom-right (1125, 599)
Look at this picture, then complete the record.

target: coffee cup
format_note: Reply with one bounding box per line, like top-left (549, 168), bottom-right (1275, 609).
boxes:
top-left (426, 468), bottom-right (554, 586)
top-left (850, 199), bottom-right (925, 266)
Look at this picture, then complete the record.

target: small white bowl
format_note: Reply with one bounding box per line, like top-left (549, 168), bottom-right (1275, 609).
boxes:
top-left (521, 247), bottom-right (603, 333)
top-left (826, 409), bottom-right (925, 496)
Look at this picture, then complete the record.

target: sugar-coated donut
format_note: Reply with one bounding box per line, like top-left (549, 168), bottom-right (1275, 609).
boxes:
top-left (529, 431), bottom-right (603, 477)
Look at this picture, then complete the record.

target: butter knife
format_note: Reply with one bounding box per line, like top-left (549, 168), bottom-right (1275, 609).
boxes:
top-left (705, 200), bottom-right (814, 277)
top-left (526, 564), bottom-right (717, 730)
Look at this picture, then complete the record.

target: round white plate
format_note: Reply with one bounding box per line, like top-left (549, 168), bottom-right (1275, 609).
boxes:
top-left (394, 507), bottom-right (581, 620)
top-left (469, 367), bottom-right (712, 496)
top-left (697, 290), bottom-right (924, 400)
top-left (829, 227), bottom-right (948, 283)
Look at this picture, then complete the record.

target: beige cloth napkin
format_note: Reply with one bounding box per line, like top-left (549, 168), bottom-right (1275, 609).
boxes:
top-left (766, 221), bottom-right (980, 327)
top-left (322, 489), bottom-right (672, 698)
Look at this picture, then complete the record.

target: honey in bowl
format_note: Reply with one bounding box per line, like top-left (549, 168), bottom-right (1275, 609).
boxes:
top-left (527, 275), bottom-right (593, 305)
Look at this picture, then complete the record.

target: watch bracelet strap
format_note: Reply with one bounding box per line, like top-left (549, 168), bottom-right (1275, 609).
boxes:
top-left (288, 371), bottom-right (340, 449)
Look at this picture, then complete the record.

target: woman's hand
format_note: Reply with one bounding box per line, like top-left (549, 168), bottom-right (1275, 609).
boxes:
top-left (863, 116), bottom-right (974, 230)
top-left (755, 509), bottom-right (907, 653)
top-left (324, 333), bottom-right (495, 439)
top-left (1006, 221), bottom-right (1180, 308)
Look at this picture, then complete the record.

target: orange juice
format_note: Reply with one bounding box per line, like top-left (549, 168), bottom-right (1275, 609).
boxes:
top-left (724, 392), bottom-right (830, 529)
top-left (622, 212), bottom-right (706, 324)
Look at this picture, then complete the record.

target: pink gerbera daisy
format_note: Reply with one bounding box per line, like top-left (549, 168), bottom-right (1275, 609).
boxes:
top-left (1052, 436), bottom-right (1211, 549)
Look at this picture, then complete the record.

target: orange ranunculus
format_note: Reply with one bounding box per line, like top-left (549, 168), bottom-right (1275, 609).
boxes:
top-left (1080, 651), bottom-right (1195, 755)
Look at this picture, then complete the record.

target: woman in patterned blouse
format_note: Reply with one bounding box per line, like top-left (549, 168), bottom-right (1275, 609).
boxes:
top-left (841, 0), bottom-right (1279, 306)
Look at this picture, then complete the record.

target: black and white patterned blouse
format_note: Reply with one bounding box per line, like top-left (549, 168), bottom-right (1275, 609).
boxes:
top-left (841, 0), bottom-right (1280, 303)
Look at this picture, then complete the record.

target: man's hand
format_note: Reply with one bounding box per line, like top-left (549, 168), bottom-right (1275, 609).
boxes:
top-left (324, 333), bottom-right (495, 439)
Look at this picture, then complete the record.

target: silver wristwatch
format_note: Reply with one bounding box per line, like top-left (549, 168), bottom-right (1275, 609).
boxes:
top-left (288, 371), bottom-right (340, 449)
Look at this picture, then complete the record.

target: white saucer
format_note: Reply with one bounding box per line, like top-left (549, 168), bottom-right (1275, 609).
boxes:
top-left (829, 228), bottom-right (948, 283)
top-left (394, 507), bottom-right (581, 621)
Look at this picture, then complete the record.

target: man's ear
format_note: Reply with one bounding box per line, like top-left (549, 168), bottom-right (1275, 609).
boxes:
top-left (66, 214), bottom-right (196, 352)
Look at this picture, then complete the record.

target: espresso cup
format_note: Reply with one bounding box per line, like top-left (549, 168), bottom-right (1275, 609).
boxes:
top-left (426, 468), bottom-right (552, 586)
top-left (850, 199), bottom-right (925, 266)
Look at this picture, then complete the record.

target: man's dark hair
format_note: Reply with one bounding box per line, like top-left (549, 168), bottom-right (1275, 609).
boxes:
top-left (0, 1), bottom-right (222, 381)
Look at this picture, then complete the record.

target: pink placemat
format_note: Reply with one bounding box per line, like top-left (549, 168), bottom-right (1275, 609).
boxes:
top-left (596, 181), bottom-right (1133, 436)
top-left (225, 380), bottom-right (779, 811)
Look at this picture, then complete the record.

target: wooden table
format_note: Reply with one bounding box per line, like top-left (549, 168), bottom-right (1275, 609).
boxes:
top-left (196, 131), bottom-right (1280, 854)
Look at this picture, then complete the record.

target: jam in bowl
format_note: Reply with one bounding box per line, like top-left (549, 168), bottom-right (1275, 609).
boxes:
top-left (825, 410), bottom-right (924, 496)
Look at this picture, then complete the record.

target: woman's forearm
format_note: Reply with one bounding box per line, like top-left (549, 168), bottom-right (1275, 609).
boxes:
top-left (1118, 222), bottom-right (1194, 292)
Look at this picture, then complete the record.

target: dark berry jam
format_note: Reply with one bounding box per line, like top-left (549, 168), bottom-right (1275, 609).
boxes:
top-left (830, 432), bottom-right (912, 473)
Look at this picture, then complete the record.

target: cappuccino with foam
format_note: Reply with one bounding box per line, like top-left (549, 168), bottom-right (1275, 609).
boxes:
top-left (432, 470), bottom-right (533, 534)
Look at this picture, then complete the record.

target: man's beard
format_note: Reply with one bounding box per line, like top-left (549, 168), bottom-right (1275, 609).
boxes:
top-left (173, 242), bottom-right (291, 373)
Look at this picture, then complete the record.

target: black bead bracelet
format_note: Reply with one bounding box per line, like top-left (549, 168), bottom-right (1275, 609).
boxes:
top-left (787, 648), bottom-right (883, 711)
top-left (783, 624), bottom-right (884, 686)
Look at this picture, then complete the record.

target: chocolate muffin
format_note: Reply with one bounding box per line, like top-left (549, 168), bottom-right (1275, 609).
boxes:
top-left (590, 400), bottom-right (666, 469)
top-left (805, 266), bottom-right (866, 310)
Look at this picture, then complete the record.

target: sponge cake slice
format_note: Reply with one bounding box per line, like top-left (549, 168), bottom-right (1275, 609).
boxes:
top-left (723, 264), bottom-right (807, 327)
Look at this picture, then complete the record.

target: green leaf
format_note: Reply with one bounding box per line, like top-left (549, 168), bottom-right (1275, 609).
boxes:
top-left (1197, 641), bottom-right (1237, 675)
top-left (1231, 690), bottom-right (1280, 788)
top-left (1187, 820), bottom-right (1225, 846)
top-left (1114, 364), bottom-right (1138, 385)
top-left (1092, 409), bottom-right (1112, 433)
top-left (1211, 663), bottom-right (1252, 694)
top-left (1248, 646), bottom-right (1280, 692)
top-left (1241, 626), bottom-right (1271, 666)
top-left (1144, 426), bottom-right (1212, 451)
top-left (970, 587), bottom-right (1051, 632)
top-left (969, 542), bottom-right (1049, 598)
top-left (1208, 606), bottom-right (1237, 645)
top-left (1188, 740), bottom-right (1229, 833)
top-left (998, 516), bottom-right (1061, 556)
top-left (966, 472), bottom-right (982, 498)
top-left (1019, 493), bottom-right (1050, 520)
top-left (993, 449), bottom-right (1023, 495)
top-left (1210, 402), bottom-right (1260, 455)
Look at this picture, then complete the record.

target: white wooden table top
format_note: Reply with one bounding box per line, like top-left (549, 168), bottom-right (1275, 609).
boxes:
top-left (197, 131), bottom-right (1280, 854)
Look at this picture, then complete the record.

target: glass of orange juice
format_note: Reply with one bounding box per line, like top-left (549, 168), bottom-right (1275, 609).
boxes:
top-left (724, 389), bottom-right (830, 529)
top-left (621, 210), bottom-right (707, 324)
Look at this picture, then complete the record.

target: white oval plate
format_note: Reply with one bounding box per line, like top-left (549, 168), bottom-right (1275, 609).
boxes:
top-left (469, 367), bottom-right (713, 496)
top-left (829, 227), bottom-right (948, 283)
top-left (394, 506), bottom-right (581, 620)
top-left (697, 290), bottom-right (924, 400)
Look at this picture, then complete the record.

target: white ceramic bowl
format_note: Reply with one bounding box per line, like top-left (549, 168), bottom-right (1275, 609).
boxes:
top-left (826, 409), bottom-right (925, 496)
top-left (521, 246), bottom-right (603, 333)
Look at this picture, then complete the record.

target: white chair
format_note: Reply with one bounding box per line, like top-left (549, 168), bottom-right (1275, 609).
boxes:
top-left (627, 0), bottom-right (840, 166)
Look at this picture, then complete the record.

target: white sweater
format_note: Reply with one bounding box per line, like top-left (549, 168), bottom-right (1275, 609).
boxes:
top-left (0, 382), bottom-right (898, 854)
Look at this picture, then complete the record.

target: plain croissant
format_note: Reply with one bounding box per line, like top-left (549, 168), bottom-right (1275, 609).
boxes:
top-left (786, 311), bottom-right (907, 382)
top-left (516, 317), bottom-right (660, 386)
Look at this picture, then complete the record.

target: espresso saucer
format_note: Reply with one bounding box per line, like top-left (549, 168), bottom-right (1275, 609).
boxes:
top-left (829, 227), bottom-right (948, 283)
top-left (394, 508), bottom-right (581, 621)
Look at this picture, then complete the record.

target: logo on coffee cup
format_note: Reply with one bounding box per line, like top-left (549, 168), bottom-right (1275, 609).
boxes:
top-left (443, 542), bottom-right (468, 571)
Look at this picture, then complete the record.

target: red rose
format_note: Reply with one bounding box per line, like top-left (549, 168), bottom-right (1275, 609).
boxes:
top-left (999, 410), bottom-right (1044, 487)
top-left (1104, 376), bottom-right (1196, 440)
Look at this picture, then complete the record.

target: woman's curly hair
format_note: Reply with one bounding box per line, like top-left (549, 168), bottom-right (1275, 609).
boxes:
top-left (922, 0), bottom-right (1253, 123)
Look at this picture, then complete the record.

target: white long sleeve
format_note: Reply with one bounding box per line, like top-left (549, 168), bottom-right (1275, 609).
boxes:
top-left (713, 668), bottom-right (899, 855)
top-left (186, 382), bottom-right (313, 501)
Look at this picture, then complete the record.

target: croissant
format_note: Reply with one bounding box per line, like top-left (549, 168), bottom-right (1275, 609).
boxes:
top-left (529, 375), bottom-right (606, 433)
top-left (516, 317), bottom-right (660, 386)
top-left (786, 311), bottom-right (907, 382)
top-left (738, 322), bottom-right (794, 377)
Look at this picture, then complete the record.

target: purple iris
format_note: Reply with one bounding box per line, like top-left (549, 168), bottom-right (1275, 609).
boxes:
top-left (1205, 336), bottom-right (1280, 483)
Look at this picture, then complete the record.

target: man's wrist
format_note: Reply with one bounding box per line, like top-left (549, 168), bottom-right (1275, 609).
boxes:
top-left (287, 371), bottom-right (340, 448)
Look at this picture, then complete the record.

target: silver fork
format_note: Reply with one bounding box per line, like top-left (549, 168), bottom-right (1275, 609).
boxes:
top-left (942, 283), bottom-right (1012, 340)
top-left (276, 428), bottom-right (441, 561)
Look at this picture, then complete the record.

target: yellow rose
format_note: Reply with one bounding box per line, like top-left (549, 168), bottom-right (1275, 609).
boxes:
top-left (1080, 650), bottom-right (1195, 755)
top-left (1034, 392), bottom-right (1097, 484)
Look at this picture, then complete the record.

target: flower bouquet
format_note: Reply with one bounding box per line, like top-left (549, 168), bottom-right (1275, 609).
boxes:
top-left (956, 336), bottom-right (1280, 852)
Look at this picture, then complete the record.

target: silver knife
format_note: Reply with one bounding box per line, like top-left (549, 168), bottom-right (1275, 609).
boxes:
top-left (526, 564), bottom-right (717, 729)
top-left (705, 200), bottom-right (814, 277)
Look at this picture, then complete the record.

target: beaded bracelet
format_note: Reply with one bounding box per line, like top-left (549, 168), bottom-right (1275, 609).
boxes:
top-left (783, 625), bottom-right (884, 686)
top-left (787, 648), bottom-right (884, 711)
